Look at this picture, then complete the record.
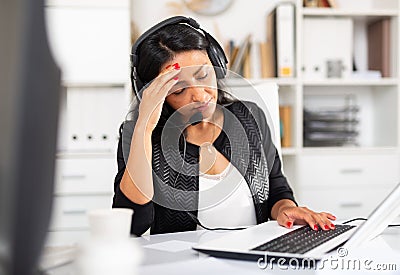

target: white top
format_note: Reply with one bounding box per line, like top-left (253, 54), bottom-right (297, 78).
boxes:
top-left (197, 163), bottom-right (257, 230)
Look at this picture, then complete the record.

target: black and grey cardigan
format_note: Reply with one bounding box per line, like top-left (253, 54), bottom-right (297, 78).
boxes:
top-left (112, 101), bottom-right (296, 236)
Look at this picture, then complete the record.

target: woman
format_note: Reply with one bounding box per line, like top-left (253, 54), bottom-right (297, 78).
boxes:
top-left (112, 16), bottom-right (336, 236)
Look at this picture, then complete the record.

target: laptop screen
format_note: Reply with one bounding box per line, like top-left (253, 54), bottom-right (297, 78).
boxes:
top-left (344, 182), bottom-right (400, 249)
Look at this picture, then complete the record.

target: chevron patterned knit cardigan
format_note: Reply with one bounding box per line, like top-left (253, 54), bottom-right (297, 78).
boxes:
top-left (113, 101), bottom-right (296, 236)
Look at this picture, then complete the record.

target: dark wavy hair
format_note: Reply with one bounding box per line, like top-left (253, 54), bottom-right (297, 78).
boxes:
top-left (132, 23), bottom-right (235, 126)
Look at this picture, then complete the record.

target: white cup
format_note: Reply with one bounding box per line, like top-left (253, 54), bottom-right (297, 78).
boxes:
top-left (87, 208), bottom-right (133, 240)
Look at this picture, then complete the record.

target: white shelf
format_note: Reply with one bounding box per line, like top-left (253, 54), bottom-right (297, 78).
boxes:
top-left (226, 77), bottom-right (298, 86)
top-left (53, 191), bottom-right (113, 196)
top-left (56, 150), bottom-right (115, 158)
top-left (282, 147), bottom-right (298, 156)
top-left (283, 146), bottom-right (399, 156)
top-left (274, 78), bottom-right (298, 86)
top-left (302, 8), bottom-right (398, 17)
top-left (61, 81), bottom-right (128, 88)
top-left (46, 0), bottom-right (129, 8)
top-left (300, 146), bottom-right (399, 155)
top-left (302, 78), bottom-right (398, 86)
top-left (250, 78), bottom-right (298, 86)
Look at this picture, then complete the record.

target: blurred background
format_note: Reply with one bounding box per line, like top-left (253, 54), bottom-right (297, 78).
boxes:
top-left (45, 0), bottom-right (400, 247)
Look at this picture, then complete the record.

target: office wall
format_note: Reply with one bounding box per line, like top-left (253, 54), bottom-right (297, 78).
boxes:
top-left (131, 0), bottom-right (280, 44)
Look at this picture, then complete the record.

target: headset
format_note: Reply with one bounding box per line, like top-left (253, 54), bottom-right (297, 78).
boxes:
top-left (130, 16), bottom-right (228, 97)
top-left (130, 17), bottom-right (244, 231)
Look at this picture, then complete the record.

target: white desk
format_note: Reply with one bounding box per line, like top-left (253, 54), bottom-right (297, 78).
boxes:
top-left (137, 224), bottom-right (400, 274)
top-left (42, 222), bottom-right (400, 275)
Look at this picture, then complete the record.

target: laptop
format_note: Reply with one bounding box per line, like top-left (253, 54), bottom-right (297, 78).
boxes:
top-left (192, 183), bottom-right (400, 266)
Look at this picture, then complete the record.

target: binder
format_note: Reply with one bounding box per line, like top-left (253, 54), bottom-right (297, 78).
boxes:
top-left (56, 87), bottom-right (69, 152)
top-left (279, 105), bottom-right (292, 147)
top-left (318, 0), bottom-right (330, 7)
top-left (276, 3), bottom-right (295, 78)
top-left (250, 39), bottom-right (261, 79)
top-left (326, 0), bottom-right (337, 8)
top-left (259, 42), bottom-right (269, 78)
top-left (243, 42), bottom-right (252, 78)
top-left (368, 18), bottom-right (391, 77)
top-left (65, 87), bottom-right (85, 151)
top-left (264, 9), bottom-right (276, 78)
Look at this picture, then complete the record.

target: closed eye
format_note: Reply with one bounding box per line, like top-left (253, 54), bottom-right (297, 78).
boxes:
top-left (196, 73), bottom-right (208, 80)
top-left (173, 88), bottom-right (185, 95)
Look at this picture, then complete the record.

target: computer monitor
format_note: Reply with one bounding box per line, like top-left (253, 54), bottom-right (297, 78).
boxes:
top-left (0, 1), bottom-right (61, 274)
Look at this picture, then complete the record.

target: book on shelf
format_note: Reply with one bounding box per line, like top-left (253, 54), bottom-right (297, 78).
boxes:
top-left (368, 18), bottom-right (391, 78)
top-left (242, 42), bottom-right (252, 79)
top-left (276, 3), bottom-right (295, 77)
top-left (303, 0), bottom-right (318, 7)
top-left (250, 39), bottom-right (261, 79)
top-left (326, 0), bottom-right (337, 8)
top-left (227, 41), bottom-right (239, 70)
top-left (260, 9), bottom-right (276, 78)
top-left (259, 42), bottom-right (276, 78)
top-left (305, 0), bottom-right (336, 8)
top-left (279, 105), bottom-right (292, 148)
top-left (318, 0), bottom-right (330, 8)
top-left (229, 34), bottom-right (252, 76)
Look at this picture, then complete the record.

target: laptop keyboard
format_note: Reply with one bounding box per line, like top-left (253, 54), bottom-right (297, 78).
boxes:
top-left (251, 224), bottom-right (355, 254)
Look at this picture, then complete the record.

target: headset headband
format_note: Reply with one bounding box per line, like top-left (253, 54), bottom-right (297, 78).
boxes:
top-left (130, 16), bottom-right (228, 96)
top-left (131, 16), bottom-right (200, 66)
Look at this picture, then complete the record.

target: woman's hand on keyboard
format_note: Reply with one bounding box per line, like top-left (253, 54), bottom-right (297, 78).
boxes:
top-left (272, 199), bottom-right (336, 231)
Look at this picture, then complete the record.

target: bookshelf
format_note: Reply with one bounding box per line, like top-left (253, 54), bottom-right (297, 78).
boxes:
top-left (131, 0), bottom-right (400, 219)
top-left (293, 0), bottom-right (400, 218)
top-left (302, 8), bottom-right (398, 17)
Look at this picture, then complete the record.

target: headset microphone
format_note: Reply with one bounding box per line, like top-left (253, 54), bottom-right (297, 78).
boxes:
top-left (188, 112), bottom-right (203, 126)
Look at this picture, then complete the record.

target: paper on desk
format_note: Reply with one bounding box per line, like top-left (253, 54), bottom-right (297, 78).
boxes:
top-left (39, 245), bottom-right (78, 271)
top-left (139, 257), bottom-right (268, 275)
top-left (143, 240), bottom-right (196, 253)
top-left (317, 236), bottom-right (400, 275)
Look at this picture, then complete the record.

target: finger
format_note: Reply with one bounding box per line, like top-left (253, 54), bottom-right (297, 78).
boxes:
top-left (160, 62), bottom-right (180, 75)
top-left (317, 212), bottom-right (336, 229)
top-left (144, 64), bottom-right (181, 97)
top-left (282, 207), bottom-right (318, 231)
top-left (321, 218), bottom-right (335, 230)
top-left (301, 212), bottom-right (319, 231)
top-left (143, 74), bottom-right (180, 101)
top-left (311, 212), bottom-right (336, 230)
top-left (157, 75), bottom-right (180, 97)
top-left (157, 62), bottom-right (181, 80)
top-left (276, 212), bottom-right (295, 229)
top-left (327, 213), bottom-right (337, 221)
top-left (319, 212), bottom-right (336, 219)
top-left (314, 213), bottom-right (330, 231)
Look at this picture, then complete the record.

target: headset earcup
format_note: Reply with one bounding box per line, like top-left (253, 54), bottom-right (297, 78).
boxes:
top-left (131, 69), bottom-right (144, 101)
top-left (207, 45), bottom-right (225, 79)
top-left (204, 32), bottom-right (228, 79)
